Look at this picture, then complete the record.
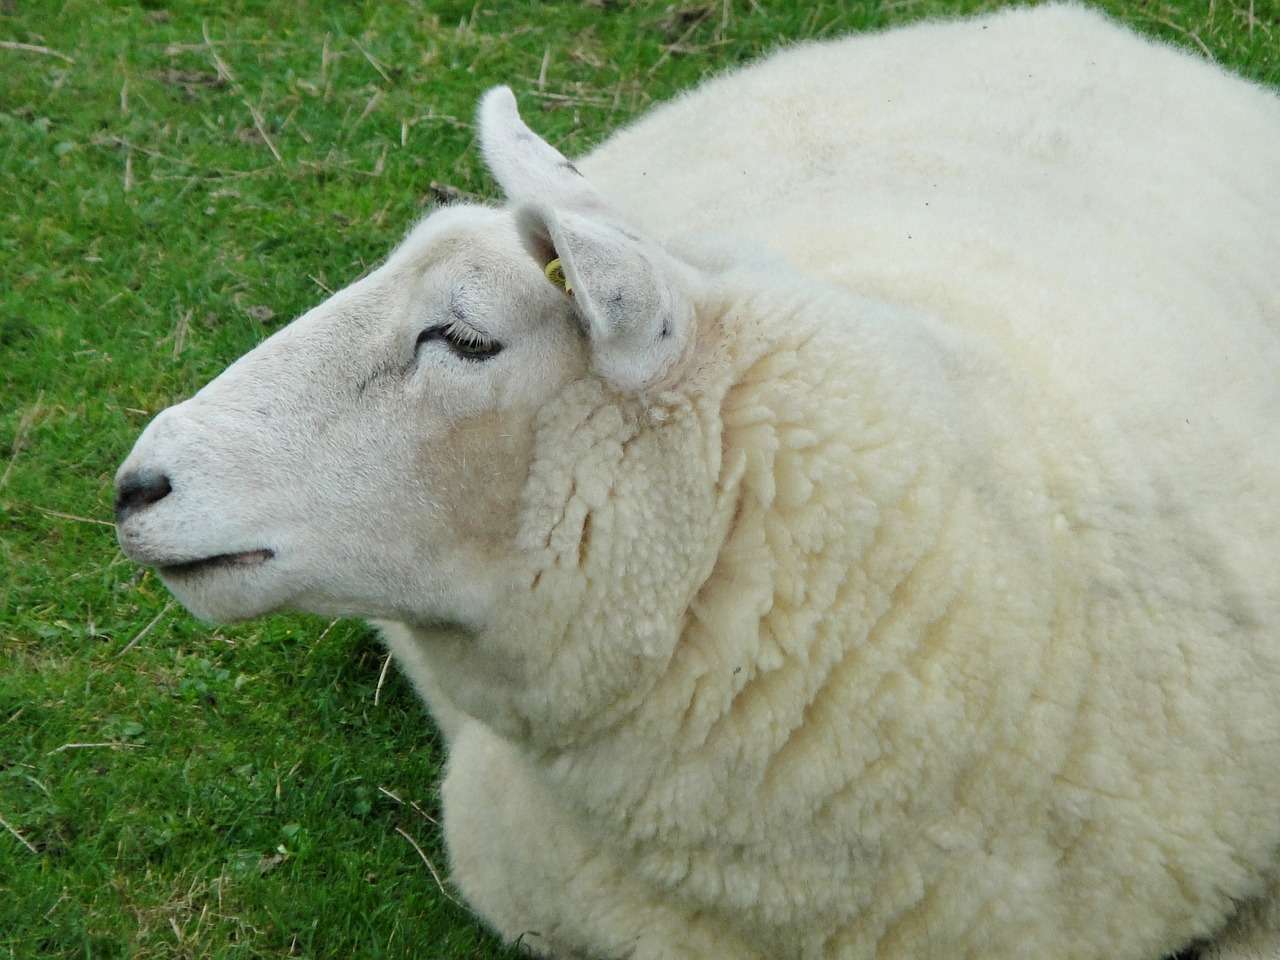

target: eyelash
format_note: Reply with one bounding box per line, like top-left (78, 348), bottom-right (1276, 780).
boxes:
top-left (416, 321), bottom-right (504, 362)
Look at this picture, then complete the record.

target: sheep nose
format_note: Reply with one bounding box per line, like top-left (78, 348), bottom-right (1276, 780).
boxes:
top-left (114, 469), bottom-right (173, 524)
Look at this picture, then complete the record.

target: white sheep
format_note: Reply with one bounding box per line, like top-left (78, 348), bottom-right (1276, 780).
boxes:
top-left (114, 4), bottom-right (1280, 959)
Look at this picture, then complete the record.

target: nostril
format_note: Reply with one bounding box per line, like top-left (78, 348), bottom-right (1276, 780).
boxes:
top-left (114, 469), bottom-right (173, 524)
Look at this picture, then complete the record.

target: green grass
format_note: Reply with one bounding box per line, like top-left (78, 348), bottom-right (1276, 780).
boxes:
top-left (1, 0), bottom-right (1276, 957)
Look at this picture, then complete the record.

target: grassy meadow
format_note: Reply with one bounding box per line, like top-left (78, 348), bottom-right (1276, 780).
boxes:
top-left (2, 0), bottom-right (1277, 957)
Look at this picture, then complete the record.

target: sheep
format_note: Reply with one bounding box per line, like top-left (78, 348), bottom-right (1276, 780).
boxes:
top-left (113, 3), bottom-right (1280, 959)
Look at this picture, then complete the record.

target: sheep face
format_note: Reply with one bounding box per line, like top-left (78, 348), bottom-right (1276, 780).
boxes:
top-left (115, 88), bottom-right (703, 632)
top-left (115, 207), bottom-right (586, 625)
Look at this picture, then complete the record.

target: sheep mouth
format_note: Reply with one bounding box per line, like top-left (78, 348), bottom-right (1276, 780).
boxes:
top-left (160, 549), bottom-right (275, 579)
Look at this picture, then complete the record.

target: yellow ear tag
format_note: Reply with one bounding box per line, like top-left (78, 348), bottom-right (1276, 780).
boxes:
top-left (544, 258), bottom-right (573, 296)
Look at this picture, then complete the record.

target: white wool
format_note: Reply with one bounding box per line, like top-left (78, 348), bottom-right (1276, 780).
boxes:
top-left (116, 5), bottom-right (1280, 959)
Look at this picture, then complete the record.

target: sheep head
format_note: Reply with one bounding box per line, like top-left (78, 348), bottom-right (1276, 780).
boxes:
top-left (114, 88), bottom-right (708, 633)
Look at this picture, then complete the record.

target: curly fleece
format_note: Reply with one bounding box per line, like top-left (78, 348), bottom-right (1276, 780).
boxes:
top-left (432, 6), bottom-right (1280, 959)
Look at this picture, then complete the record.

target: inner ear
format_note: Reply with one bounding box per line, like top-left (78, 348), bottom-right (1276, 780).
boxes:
top-left (512, 202), bottom-right (699, 393)
top-left (515, 206), bottom-right (558, 270)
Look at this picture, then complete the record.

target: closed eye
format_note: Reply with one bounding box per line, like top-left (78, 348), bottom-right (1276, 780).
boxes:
top-left (416, 321), bottom-right (504, 361)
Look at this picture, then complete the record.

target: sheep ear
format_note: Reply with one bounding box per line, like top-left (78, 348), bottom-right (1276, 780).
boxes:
top-left (478, 88), bottom-right (697, 392)
top-left (477, 86), bottom-right (611, 214)
top-left (516, 203), bottom-right (696, 393)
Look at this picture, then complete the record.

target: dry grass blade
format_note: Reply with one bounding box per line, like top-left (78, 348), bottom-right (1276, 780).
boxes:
top-left (1139, 12), bottom-right (1215, 59)
top-left (1, 389), bottom-right (44, 493)
top-left (0, 810), bottom-right (39, 855)
top-left (200, 22), bottom-right (235, 85)
top-left (538, 46), bottom-right (551, 90)
top-left (354, 90), bottom-right (385, 130)
top-left (0, 39), bottom-right (75, 63)
top-left (34, 506), bottom-right (115, 528)
top-left (115, 601), bottom-right (176, 658)
top-left (200, 21), bottom-right (282, 163)
top-left (103, 136), bottom-right (195, 168)
top-left (525, 90), bottom-right (615, 109)
top-left (171, 308), bottom-right (191, 359)
top-left (394, 826), bottom-right (461, 906)
top-left (374, 651), bottom-right (394, 706)
top-left (648, 4), bottom-right (716, 77)
top-left (245, 100), bottom-right (283, 163)
top-left (352, 37), bottom-right (393, 84)
top-left (377, 785), bottom-right (402, 804)
top-left (377, 786), bottom-right (439, 826)
top-left (50, 742), bottom-right (146, 753)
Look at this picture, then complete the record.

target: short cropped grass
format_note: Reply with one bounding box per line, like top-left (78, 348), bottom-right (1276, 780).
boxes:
top-left (2, 1), bottom-right (1276, 957)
